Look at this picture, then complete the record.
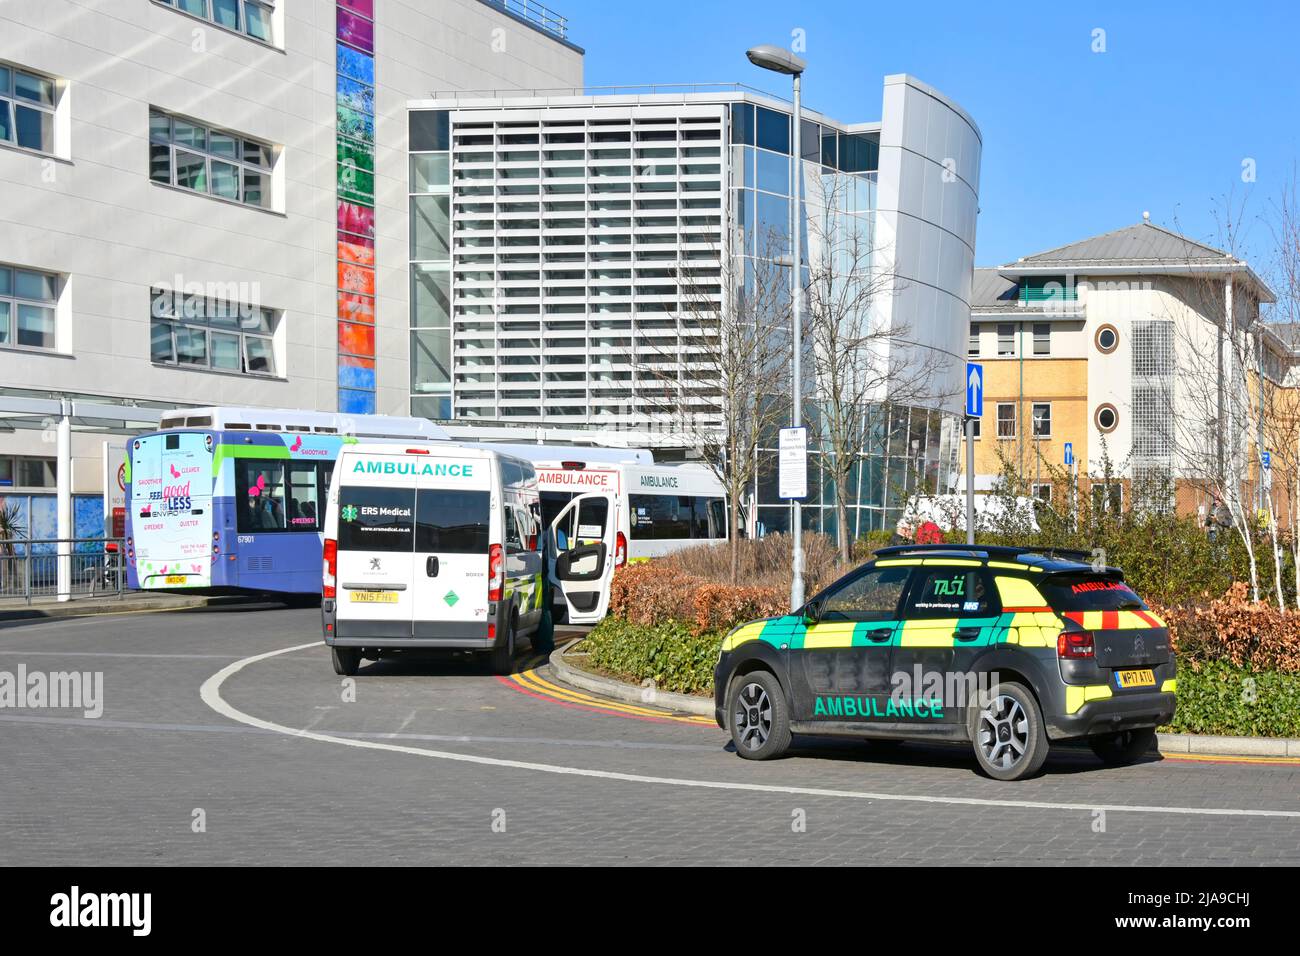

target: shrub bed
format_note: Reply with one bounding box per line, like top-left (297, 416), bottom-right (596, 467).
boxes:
top-left (608, 561), bottom-right (786, 635)
top-left (581, 616), bottom-right (723, 696)
top-left (1162, 662), bottom-right (1300, 738)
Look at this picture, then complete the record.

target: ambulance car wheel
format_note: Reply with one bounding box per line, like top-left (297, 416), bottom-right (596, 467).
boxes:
top-left (969, 681), bottom-right (1049, 781)
top-left (487, 615), bottom-right (516, 675)
top-left (727, 669), bottom-right (791, 760)
top-left (331, 646), bottom-right (360, 677)
top-left (1088, 727), bottom-right (1157, 765)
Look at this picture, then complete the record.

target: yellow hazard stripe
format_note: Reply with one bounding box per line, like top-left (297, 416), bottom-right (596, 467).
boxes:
top-left (721, 620), bottom-right (767, 651)
top-left (875, 558), bottom-right (922, 566)
top-left (921, 558), bottom-right (982, 567)
top-left (995, 575), bottom-right (1047, 608)
top-left (1161, 678), bottom-right (1176, 693)
top-left (897, 619), bottom-right (957, 647)
top-left (1064, 683), bottom-right (1113, 714)
top-left (802, 622), bottom-right (857, 649)
top-left (511, 666), bottom-right (714, 725)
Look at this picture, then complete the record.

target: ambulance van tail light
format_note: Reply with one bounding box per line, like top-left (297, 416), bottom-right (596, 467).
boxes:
top-left (614, 531), bottom-right (627, 568)
top-left (488, 543), bottom-right (504, 601)
top-left (323, 538), bottom-right (337, 599)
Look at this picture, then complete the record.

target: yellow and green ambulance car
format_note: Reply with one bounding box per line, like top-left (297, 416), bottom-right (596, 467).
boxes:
top-left (713, 544), bottom-right (1176, 781)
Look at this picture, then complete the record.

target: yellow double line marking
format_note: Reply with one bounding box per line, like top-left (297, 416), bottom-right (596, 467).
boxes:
top-left (508, 660), bottom-right (715, 726)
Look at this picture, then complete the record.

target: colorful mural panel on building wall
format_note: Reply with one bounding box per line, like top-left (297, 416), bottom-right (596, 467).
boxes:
top-left (336, 0), bottom-right (377, 414)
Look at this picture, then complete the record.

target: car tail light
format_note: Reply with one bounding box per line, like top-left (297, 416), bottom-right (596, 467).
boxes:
top-left (488, 623), bottom-right (496, 641)
top-left (614, 530), bottom-right (627, 568)
top-left (1058, 630), bottom-right (1095, 659)
top-left (323, 538), bottom-right (337, 598)
top-left (406, 448), bottom-right (430, 455)
top-left (488, 543), bottom-right (504, 601)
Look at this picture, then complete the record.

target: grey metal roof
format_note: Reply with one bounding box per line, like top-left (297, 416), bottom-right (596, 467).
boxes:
top-left (970, 267), bottom-right (1020, 312)
top-left (1007, 221), bottom-right (1231, 267)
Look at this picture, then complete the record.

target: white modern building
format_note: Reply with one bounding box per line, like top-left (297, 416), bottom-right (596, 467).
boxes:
top-left (0, 0), bottom-right (582, 533)
top-left (408, 74), bottom-right (981, 533)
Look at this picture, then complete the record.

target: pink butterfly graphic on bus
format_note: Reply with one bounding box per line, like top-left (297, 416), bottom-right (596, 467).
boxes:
top-left (248, 474), bottom-right (267, 497)
top-left (290, 436), bottom-right (303, 452)
top-left (169, 464), bottom-right (181, 478)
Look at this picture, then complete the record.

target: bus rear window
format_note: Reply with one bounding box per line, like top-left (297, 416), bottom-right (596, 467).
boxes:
top-left (416, 490), bottom-right (490, 554)
top-left (1040, 574), bottom-right (1146, 611)
top-left (337, 486), bottom-right (415, 552)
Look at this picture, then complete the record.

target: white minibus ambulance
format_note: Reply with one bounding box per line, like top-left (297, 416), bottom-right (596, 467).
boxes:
top-left (532, 460), bottom-right (727, 623)
top-left (321, 443), bottom-right (563, 676)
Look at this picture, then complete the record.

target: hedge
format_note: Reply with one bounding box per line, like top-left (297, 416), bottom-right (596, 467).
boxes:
top-left (581, 619), bottom-right (1300, 737)
top-left (1162, 662), bottom-right (1300, 738)
top-left (581, 616), bottom-right (723, 696)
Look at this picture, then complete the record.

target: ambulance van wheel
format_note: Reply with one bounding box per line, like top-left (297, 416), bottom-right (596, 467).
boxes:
top-left (331, 646), bottom-right (360, 677)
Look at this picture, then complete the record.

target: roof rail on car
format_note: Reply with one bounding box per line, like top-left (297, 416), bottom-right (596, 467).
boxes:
top-left (871, 543), bottom-right (1094, 562)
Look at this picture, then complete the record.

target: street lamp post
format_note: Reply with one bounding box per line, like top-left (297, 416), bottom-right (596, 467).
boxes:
top-left (747, 44), bottom-right (808, 611)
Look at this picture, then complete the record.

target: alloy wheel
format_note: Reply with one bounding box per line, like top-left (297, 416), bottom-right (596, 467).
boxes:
top-left (977, 694), bottom-right (1029, 771)
top-left (734, 681), bottom-right (772, 751)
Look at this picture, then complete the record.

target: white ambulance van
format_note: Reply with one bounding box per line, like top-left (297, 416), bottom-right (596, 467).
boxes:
top-left (320, 443), bottom-right (550, 675)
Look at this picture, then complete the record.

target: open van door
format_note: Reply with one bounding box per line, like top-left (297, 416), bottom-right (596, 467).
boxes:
top-left (547, 491), bottom-right (617, 624)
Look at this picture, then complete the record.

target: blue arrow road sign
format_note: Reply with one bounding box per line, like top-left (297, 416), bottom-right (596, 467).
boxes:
top-left (965, 362), bottom-right (983, 418)
top-left (1064, 442), bottom-right (1074, 466)
top-left (1263, 451), bottom-right (1271, 470)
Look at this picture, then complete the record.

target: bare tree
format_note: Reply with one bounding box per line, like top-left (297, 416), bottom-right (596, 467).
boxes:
top-left (637, 228), bottom-right (792, 583)
top-left (802, 172), bottom-right (955, 561)
top-left (1160, 205), bottom-right (1274, 604)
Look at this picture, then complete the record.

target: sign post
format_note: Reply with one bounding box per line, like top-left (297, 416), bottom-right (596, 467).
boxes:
top-left (964, 363), bottom-right (983, 545)
top-left (1064, 441), bottom-right (1076, 533)
top-left (778, 426), bottom-right (808, 502)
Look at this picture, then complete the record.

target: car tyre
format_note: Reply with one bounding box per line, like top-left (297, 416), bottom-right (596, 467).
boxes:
top-left (331, 646), bottom-right (360, 677)
top-left (727, 670), bottom-right (791, 760)
top-left (969, 681), bottom-right (1049, 781)
top-left (1088, 727), bottom-right (1157, 765)
top-left (487, 615), bottom-right (516, 675)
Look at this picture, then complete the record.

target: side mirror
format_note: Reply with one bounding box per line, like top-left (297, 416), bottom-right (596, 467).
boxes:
top-left (801, 600), bottom-right (821, 625)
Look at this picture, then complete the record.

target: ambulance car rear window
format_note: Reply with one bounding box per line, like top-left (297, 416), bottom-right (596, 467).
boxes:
top-left (337, 486), bottom-right (415, 552)
top-left (1040, 574), bottom-right (1146, 611)
top-left (416, 490), bottom-right (489, 554)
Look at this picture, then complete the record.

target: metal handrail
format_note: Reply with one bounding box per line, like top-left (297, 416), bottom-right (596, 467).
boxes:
top-left (483, 0), bottom-right (569, 40)
top-left (0, 537), bottom-right (127, 604)
top-left (427, 81), bottom-right (786, 103)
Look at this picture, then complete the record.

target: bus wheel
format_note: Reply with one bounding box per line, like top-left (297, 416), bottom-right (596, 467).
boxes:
top-left (486, 616), bottom-right (516, 675)
top-left (331, 646), bottom-right (360, 676)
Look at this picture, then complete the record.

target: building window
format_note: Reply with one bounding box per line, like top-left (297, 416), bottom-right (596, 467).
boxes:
top-left (156, 0), bottom-right (274, 44)
top-left (997, 323), bottom-right (1015, 356)
top-left (968, 324), bottom-right (980, 357)
top-left (969, 416), bottom-right (981, 439)
top-left (1095, 324), bottom-right (1119, 353)
top-left (0, 63), bottom-right (58, 154)
top-left (1095, 403), bottom-right (1118, 433)
top-left (0, 455), bottom-right (56, 489)
top-left (1032, 482), bottom-right (1052, 503)
top-left (1092, 483), bottom-right (1123, 514)
top-left (1032, 402), bottom-right (1051, 438)
top-left (996, 403), bottom-right (1016, 438)
top-left (150, 287), bottom-right (277, 376)
top-left (149, 110), bottom-right (274, 208)
top-left (1033, 323), bottom-right (1050, 356)
top-left (0, 264), bottom-right (58, 350)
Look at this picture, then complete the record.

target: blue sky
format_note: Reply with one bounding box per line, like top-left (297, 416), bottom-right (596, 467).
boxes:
top-left (561, 0), bottom-right (1300, 270)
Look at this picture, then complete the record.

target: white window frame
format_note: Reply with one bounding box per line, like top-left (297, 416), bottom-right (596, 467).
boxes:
top-left (997, 322), bottom-right (1015, 356)
top-left (1032, 322), bottom-right (1050, 356)
top-left (1031, 402), bottom-right (1051, 439)
top-left (968, 324), bottom-right (980, 357)
top-left (154, 0), bottom-right (276, 46)
top-left (149, 109), bottom-right (276, 209)
top-left (996, 402), bottom-right (1016, 439)
top-left (0, 264), bottom-right (59, 352)
top-left (0, 62), bottom-right (58, 155)
top-left (150, 287), bottom-right (278, 377)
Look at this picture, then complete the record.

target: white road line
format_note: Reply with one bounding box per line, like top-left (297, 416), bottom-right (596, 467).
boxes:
top-left (200, 642), bottom-right (1300, 820)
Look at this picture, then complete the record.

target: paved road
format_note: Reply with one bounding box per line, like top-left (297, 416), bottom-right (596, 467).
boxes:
top-left (1, 604), bottom-right (1298, 866)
